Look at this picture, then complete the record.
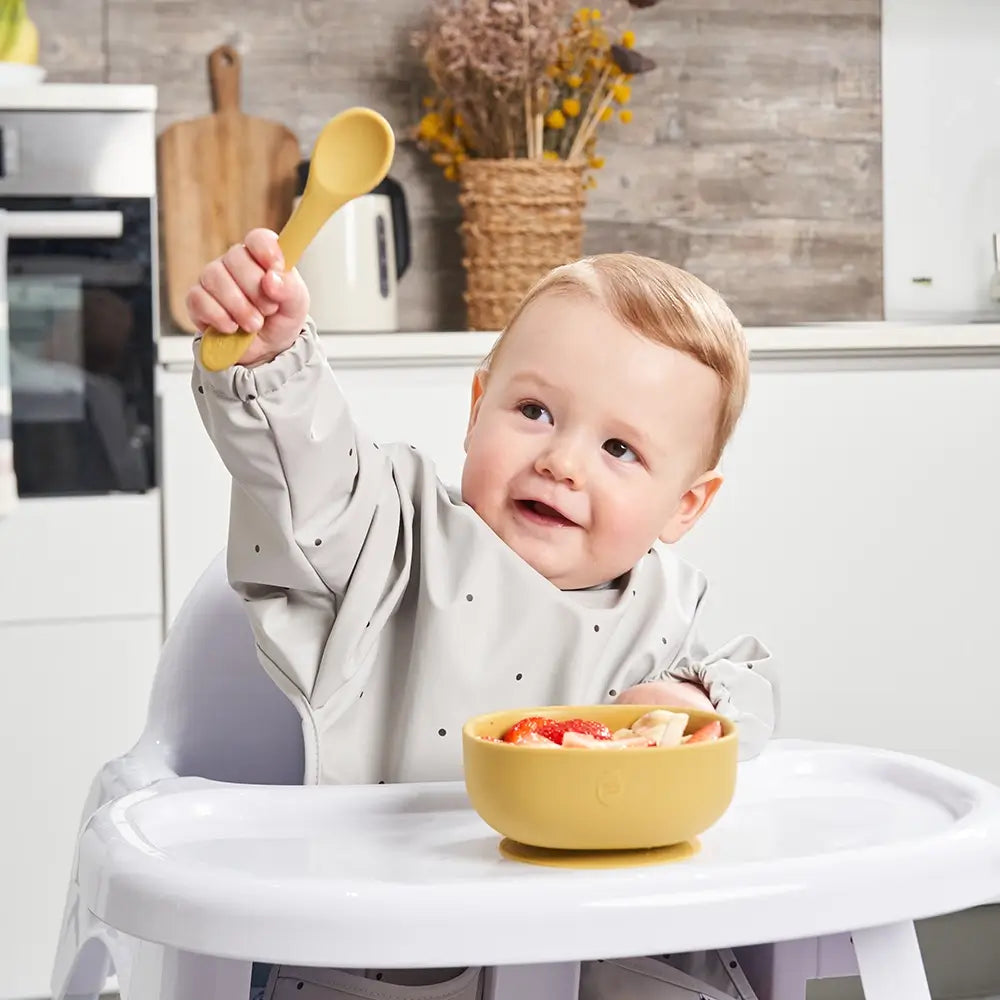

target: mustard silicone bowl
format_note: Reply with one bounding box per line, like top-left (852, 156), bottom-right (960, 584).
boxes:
top-left (462, 704), bottom-right (738, 851)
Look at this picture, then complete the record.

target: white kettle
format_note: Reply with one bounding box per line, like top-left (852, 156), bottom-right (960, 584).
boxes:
top-left (293, 162), bottom-right (411, 332)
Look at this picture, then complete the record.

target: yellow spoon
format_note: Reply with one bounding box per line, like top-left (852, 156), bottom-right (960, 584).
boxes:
top-left (199, 106), bottom-right (396, 372)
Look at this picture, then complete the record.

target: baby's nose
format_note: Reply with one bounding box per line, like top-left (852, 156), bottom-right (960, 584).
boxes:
top-left (536, 441), bottom-right (584, 487)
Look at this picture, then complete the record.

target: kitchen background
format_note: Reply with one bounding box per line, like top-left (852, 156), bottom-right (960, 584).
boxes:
top-left (4, 2), bottom-right (1000, 1000)
top-left (32, 0), bottom-right (883, 331)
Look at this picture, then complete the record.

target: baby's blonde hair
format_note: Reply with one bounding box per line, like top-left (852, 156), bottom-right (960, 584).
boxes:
top-left (483, 252), bottom-right (749, 469)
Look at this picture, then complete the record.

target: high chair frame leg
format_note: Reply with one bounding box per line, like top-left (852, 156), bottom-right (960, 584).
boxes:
top-left (852, 921), bottom-right (931, 1000)
top-left (126, 941), bottom-right (253, 1000)
top-left (483, 962), bottom-right (580, 1000)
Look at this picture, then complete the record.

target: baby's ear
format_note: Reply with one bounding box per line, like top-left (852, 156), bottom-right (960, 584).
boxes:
top-left (658, 470), bottom-right (723, 544)
top-left (464, 369), bottom-right (488, 451)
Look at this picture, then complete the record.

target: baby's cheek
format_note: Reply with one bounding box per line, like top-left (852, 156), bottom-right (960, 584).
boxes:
top-left (463, 441), bottom-right (505, 515)
top-left (601, 490), bottom-right (657, 549)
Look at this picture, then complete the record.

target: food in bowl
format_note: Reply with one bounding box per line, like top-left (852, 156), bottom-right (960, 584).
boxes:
top-left (462, 704), bottom-right (738, 851)
top-left (490, 709), bottom-right (722, 749)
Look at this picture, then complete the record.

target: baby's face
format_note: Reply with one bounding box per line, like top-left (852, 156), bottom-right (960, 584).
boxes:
top-left (461, 292), bottom-right (723, 589)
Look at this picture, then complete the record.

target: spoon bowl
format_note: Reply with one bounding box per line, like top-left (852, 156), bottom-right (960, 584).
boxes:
top-left (200, 107), bottom-right (395, 372)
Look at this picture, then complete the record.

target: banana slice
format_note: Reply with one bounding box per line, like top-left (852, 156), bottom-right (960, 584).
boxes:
top-left (630, 709), bottom-right (689, 748)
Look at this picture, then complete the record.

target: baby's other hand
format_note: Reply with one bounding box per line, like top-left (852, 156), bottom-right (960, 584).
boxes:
top-left (615, 679), bottom-right (714, 712)
top-left (186, 228), bottom-right (310, 367)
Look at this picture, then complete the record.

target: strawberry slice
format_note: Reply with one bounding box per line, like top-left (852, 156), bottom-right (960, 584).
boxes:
top-left (535, 720), bottom-right (569, 743)
top-left (564, 718), bottom-right (612, 741)
top-left (686, 720), bottom-right (723, 743)
top-left (534, 719), bottom-right (614, 745)
top-left (503, 716), bottom-right (614, 745)
top-left (502, 716), bottom-right (551, 743)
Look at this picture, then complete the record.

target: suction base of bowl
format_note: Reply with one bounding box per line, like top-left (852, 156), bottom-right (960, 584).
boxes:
top-left (498, 836), bottom-right (700, 869)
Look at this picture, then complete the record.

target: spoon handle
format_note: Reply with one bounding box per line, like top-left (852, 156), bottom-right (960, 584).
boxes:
top-left (277, 189), bottom-right (347, 271)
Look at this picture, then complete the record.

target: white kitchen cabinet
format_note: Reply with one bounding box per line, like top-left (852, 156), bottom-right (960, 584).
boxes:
top-left (675, 360), bottom-right (1000, 783)
top-left (0, 615), bottom-right (161, 1000)
top-left (159, 332), bottom-right (1000, 788)
top-left (0, 494), bottom-right (161, 624)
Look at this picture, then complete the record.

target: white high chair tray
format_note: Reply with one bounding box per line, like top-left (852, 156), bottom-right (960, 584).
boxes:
top-left (79, 740), bottom-right (1000, 969)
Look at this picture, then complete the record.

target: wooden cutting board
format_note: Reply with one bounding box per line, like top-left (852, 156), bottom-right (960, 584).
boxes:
top-left (158, 45), bottom-right (301, 333)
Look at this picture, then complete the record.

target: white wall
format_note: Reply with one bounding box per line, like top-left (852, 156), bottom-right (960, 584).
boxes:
top-left (882, 0), bottom-right (1000, 320)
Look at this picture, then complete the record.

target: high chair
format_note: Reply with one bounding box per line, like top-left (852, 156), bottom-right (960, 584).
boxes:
top-left (51, 551), bottom-right (1000, 1000)
top-left (52, 549), bottom-right (304, 1000)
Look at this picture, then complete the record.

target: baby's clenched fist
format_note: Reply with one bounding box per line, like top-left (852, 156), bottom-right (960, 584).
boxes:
top-left (186, 228), bottom-right (310, 367)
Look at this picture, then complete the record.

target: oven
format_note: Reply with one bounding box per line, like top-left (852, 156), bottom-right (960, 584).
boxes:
top-left (0, 106), bottom-right (157, 497)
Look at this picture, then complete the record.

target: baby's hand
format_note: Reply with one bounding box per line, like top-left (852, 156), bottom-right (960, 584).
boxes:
top-left (186, 228), bottom-right (310, 367)
top-left (615, 679), bottom-right (714, 712)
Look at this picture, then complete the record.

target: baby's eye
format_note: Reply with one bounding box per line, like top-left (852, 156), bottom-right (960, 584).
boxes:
top-left (604, 439), bottom-right (638, 462)
top-left (519, 402), bottom-right (553, 424)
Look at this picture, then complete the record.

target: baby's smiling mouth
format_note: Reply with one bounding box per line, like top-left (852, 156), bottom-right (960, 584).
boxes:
top-left (514, 498), bottom-right (579, 528)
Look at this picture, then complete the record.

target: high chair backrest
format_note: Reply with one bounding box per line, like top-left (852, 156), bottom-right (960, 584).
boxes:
top-left (138, 549), bottom-right (305, 785)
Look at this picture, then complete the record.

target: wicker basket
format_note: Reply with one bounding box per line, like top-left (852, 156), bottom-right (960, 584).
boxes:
top-left (458, 158), bottom-right (586, 331)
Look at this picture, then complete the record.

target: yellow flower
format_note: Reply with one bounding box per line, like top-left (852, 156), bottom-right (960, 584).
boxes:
top-left (575, 7), bottom-right (591, 22)
top-left (546, 109), bottom-right (567, 129)
top-left (562, 97), bottom-right (581, 118)
top-left (590, 29), bottom-right (608, 49)
top-left (543, 150), bottom-right (560, 161)
top-left (567, 73), bottom-right (583, 88)
top-left (590, 8), bottom-right (601, 20)
top-left (589, 155), bottom-right (605, 169)
top-left (600, 106), bottom-right (613, 122)
top-left (587, 54), bottom-right (607, 71)
top-left (444, 164), bottom-right (458, 182)
top-left (546, 64), bottom-right (561, 79)
top-left (619, 109), bottom-right (633, 124)
top-left (611, 82), bottom-right (631, 104)
top-left (417, 112), bottom-right (444, 140)
top-left (621, 30), bottom-right (635, 49)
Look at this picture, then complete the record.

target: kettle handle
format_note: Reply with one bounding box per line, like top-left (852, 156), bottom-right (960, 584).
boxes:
top-left (380, 176), bottom-right (411, 280)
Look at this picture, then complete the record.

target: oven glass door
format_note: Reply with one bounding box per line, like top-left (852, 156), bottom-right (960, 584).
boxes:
top-left (1, 196), bottom-right (156, 496)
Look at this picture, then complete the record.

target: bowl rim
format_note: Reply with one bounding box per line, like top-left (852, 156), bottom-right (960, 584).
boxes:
top-left (461, 703), bottom-right (737, 753)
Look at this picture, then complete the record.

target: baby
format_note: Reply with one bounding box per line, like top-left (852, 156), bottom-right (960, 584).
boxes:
top-left (189, 229), bottom-right (773, 789)
top-left (189, 229), bottom-right (775, 999)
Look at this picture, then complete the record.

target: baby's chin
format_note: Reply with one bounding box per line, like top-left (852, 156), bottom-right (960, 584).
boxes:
top-left (465, 496), bottom-right (633, 589)
top-left (507, 540), bottom-right (625, 591)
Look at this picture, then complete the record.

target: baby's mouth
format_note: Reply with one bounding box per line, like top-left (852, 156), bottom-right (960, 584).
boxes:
top-left (514, 498), bottom-right (579, 528)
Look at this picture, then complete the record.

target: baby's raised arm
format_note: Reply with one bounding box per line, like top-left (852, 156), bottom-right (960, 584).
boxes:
top-left (187, 230), bottom-right (411, 708)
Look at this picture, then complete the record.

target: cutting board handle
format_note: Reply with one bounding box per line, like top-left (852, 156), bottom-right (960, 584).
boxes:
top-left (209, 45), bottom-right (241, 113)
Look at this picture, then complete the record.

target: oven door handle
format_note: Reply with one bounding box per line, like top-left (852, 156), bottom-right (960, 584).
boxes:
top-left (3, 210), bottom-right (124, 239)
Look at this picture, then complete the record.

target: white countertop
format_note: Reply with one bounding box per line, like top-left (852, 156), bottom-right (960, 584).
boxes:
top-left (157, 321), bottom-right (1000, 369)
top-left (0, 83), bottom-right (157, 111)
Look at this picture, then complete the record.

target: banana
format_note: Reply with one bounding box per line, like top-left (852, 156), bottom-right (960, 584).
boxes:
top-left (0, 1), bottom-right (39, 65)
top-left (0, 3), bottom-right (14, 59)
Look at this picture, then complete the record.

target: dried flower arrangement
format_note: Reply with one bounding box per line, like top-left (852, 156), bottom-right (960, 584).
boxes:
top-left (413, 1), bottom-right (659, 184)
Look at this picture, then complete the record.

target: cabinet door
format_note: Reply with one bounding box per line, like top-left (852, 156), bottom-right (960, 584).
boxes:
top-left (159, 370), bottom-right (233, 626)
top-left (676, 363), bottom-right (1000, 783)
top-left (0, 616), bottom-right (161, 1000)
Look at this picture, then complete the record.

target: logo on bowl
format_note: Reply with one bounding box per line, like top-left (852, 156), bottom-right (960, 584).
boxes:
top-left (595, 770), bottom-right (624, 806)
